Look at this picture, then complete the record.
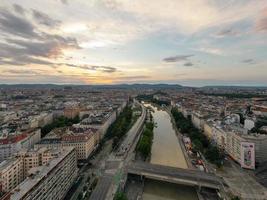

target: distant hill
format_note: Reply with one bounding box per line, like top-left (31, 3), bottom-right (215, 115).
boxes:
top-left (201, 85), bottom-right (267, 89)
top-left (0, 83), bottom-right (183, 90)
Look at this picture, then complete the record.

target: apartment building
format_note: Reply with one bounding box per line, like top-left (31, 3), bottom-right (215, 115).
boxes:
top-left (9, 147), bottom-right (78, 200)
top-left (191, 111), bottom-right (205, 131)
top-left (36, 129), bottom-right (97, 160)
top-left (0, 129), bottom-right (41, 162)
top-left (77, 110), bottom-right (117, 139)
top-left (0, 158), bottom-right (23, 193)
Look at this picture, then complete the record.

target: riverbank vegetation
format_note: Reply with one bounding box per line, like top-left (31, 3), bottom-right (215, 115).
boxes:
top-left (114, 192), bottom-right (128, 200)
top-left (136, 92), bottom-right (171, 106)
top-left (41, 115), bottom-right (80, 137)
top-left (137, 122), bottom-right (154, 160)
top-left (171, 108), bottom-right (224, 167)
top-left (105, 105), bottom-right (133, 149)
top-left (251, 116), bottom-right (267, 134)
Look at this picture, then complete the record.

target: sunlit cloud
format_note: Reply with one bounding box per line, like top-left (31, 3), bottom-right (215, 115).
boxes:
top-left (0, 0), bottom-right (266, 86)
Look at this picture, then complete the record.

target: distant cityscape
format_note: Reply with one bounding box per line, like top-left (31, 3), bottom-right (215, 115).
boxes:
top-left (0, 84), bottom-right (266, 200)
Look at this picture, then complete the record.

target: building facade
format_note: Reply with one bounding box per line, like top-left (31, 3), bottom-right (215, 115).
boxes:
top-left (9, 147), bottom-right (78, 200)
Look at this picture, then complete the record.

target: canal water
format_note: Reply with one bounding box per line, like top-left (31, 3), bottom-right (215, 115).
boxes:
top-left (142, 104), bottom-right (198, 200)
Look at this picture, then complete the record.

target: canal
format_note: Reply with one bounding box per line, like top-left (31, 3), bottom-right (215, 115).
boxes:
top-left (142, 104), bottom-right (198, 200)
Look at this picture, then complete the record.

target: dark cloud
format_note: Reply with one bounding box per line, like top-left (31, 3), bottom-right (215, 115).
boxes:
top-left (6, 35), bottom-right (79, 58)
top-left (0, 8), bottom-right (39, 39)
top-left (163, 55), bottom-right (194, 63)
top-left (3, 69), bottom-right (41, 75)
top-left (242, 59), bottom-right (256, 64)
top-left (61, 0), bottom-right (68, 5)
top-left (0, 34), bottom-right (79, 66)
top-left (217, 28), bottom-right (238, 37)
top-left (13, 4), bottom-right (25, 15)
top-left (184, 62), bottom-right (194, 67)
top-left (32, 9), bottom-right (61, 28)
top-left (255, 8), bottom-right (267, 32)
top-left (63, 63), bottom-right (117, 73)
top-left (0, 8), bottom-right (80, 67)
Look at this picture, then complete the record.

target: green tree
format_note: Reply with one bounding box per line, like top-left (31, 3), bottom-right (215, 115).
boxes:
top-left (114, 192), bottom-right (128, 200)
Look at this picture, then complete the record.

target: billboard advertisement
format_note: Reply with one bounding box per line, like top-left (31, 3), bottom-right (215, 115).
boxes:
top-left (240, 142), bottom-right (255, 169)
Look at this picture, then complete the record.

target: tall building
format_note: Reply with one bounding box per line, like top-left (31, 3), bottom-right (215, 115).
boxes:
top-left (8, 147), bottom-right (78, 200)
top-left (0, 158), bottom-right (23, 193)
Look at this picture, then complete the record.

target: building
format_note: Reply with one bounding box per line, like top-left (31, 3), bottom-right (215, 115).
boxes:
top-left (35, 128), bottom-right (98, 160)
top-left (203, 121), bottom-right (213, 139)
top-left (0, 158), bottom-right (23, 193)
top-left (0, 129), bottom-right (41, 162)
top-left (191, 111), bottom-right (205, 130)
top-left (76, 110), bottom-right (117, 139)
top-left (64, 102), bottom-right (80, 119)
top-left (252, 105), bottom-right (267, 117)
top-left (9, 147), bottom-right (78, 200)
top-left (244, 119), bottom-right (255, 131)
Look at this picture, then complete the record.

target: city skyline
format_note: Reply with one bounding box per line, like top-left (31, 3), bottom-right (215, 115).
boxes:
top-left (0, 0), bottom-right (267, 86)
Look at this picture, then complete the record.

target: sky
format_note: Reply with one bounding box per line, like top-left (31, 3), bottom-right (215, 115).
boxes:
top-left (0, 0), bottom-right (267, 86)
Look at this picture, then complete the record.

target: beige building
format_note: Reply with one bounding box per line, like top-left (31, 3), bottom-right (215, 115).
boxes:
top-left (203, 122), bottom-right (213, 139)
top-left (36, 130), bottom-right (97, 160)
top-left (9, 147), bottom-right (78, 200)
top-left (0, 158), bottom-right (23, 193)
top-left (17, 148), bottom-right (59, 178)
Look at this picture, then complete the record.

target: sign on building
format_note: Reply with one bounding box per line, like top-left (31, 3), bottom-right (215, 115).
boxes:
top-left (240, 142), bottom-right (255, 170)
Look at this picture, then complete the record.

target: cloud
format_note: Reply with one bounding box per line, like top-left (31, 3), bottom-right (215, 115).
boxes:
top-left (163, 55), bottom-right (194, 63)
top-left (242, 59), bottom-right (256, 64)
top-left (195, 47), bottom-right (223, 55)
top-left (216, 28), bottom-right (239, 37)
top-left (184, 62), bottom-right (194, 67)
top-left (32, 9), bottom-right (61, 28)
top-left (101, 0), bottom-right (265, 34)
top-left (62, 63), bottom-right (117, 73)
top-left (0, 34), bottom-right (79, 66)
top-left (0, 8), bottom-right (79, 67)
top-left (255, 7), bottom-right (267, 32)
top-left (2, 69), bottom-right (41, 75)
top-left (61, 0), bottom-right (68, 5)
top-left (0, 8), bottom-right (39, 39)
top-left (13, 4), bottom-right (25, 15)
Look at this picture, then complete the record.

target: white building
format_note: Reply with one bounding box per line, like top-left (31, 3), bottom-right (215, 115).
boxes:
top-left (0, 129), bottom-right (41, 162)
top-left (244, 119), bottom-right (255, 131)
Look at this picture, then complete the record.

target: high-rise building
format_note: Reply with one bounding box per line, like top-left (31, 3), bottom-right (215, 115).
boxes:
top-left (8, 147), bottom-right (77, 200)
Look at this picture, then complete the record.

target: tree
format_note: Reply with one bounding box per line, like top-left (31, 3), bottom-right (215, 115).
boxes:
top-left (114, 192), bottom-right (128, 200)
top-left (83, 185), bottom-right (88, 192)
top-left (77, 192), bottom-right (83, 200)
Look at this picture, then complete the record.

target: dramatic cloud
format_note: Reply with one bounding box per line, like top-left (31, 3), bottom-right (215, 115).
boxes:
top-left (0, 8), bottom-right (39, 39)
top-left (255, 7), bottom-right (267, 32)
top-left (32, 9), bottom-right (61, 28)
top-left (0, 0), bottom-right (267, 85)
top-left (13, 4), bottom-right (25, 15)
top-left (163, 55), bottom-right (194, 63)
top-left (184, 62), bottom-right (194, 67)
top-left (0, 8), bottom-right (79, 66)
